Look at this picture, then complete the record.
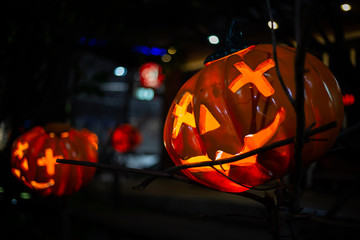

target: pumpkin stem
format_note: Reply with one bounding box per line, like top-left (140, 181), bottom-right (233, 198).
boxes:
top-left (225, 18), bottom-right (246, 49)
top-left (204, 18), bottom-right (257, 64)
top-left (43, 122), bottom-right (72, 135)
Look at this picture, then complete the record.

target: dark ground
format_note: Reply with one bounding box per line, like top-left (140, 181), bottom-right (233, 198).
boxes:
top-left (2, 168), bottom-right (360, 240)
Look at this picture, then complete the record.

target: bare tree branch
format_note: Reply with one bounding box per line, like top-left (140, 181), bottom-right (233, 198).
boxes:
top-left (265, 0), bottom-right (295, 107)
top-left (56, 159), bottom-right (190, 183)
top-left (290, 0), bottom-right (313, 213)
top-left (57, 121), bottom-right (336, 190)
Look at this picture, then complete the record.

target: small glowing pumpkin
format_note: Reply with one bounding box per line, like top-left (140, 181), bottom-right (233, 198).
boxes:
top-left (11, 123), bottom-right (98, 196)
top-left (163, 44), bottom-right (343, 193)
top-left (111, 124), bottom-right (142, 153)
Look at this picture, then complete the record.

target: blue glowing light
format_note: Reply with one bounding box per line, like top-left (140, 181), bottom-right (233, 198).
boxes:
top-left (135, 87), bottom-right (155, 101)
top-left (79, 37), bottom-right (87, 45)
top-left (79, 37), bottom-right (107, 47)
top-left (133, 45), bottom-right (167, 56)
top-left (114, 66), bottom-right (127, 77)
top-left (134, 46), bottom-right (150, 55)
top-left (150, 47), bottom-right (166, 56)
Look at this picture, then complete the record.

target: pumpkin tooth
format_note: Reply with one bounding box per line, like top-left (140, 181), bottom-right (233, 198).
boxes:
top-left (183, 154), bottom-right (230, 172)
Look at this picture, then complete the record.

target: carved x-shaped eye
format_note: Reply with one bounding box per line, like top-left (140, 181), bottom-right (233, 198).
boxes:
top-left (172, 92), bottom-right (220, 138)
top-left (229, 59), bottom-right (276, 97)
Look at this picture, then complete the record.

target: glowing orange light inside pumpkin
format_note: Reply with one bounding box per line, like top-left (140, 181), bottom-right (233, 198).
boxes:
top-left (172, 92), bottom-right (221, 137)
top-left (20, 157), bottom-right (29, 171)
top-left (61, 132), bottom-right (69, 138)
top-left (178, 106), bottom-right (285, 172)
top-left (13, 141), bottom-right (29, 159)
top-left (229, 59), bottom-right (275, 97)
top-left (172, 92), bottom-right (196, 138)
top-left (37, 148), bottom-right (63, 176)
top-left (30, 179), bottom-right (55, 189)
top-left (199, 104), bottom-right (220, 134)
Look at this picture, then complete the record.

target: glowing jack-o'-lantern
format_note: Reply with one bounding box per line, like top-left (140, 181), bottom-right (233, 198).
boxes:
top-left (164, 44), bottom-right (343, 193)
top-left (11, 123), bottom-right (98, 196)
top-left (111, 124), bottom-right (142, 153)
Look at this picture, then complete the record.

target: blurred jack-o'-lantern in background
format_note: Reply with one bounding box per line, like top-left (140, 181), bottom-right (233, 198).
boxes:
top-left (11, 123), bottom-right (98, 196)
top-left (164, 44), bottom-right (343, 193)
top-left (111, 124), bottom-right (142, 153)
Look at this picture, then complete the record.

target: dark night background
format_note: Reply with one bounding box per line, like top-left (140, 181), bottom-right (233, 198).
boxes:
top-left (1, 0), bottom-right (360, 239)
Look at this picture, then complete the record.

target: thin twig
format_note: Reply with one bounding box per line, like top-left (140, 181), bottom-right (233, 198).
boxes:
top-left (265, 0), bottom-right (295, 107)
top-left (57, 122), bottom-right (336, 191)
top-left (57, 122), bottom-right (335, 208)
top-left (290, 0), bottom-right (312, 213)
top-left (57, 159), bottom-right (269, 205)
top-left (136, 121), bottom-right (336, 189)
top-left (56, 159), bottom-right (191, 183)
top-left (162, 122), bottom-right (335, 172)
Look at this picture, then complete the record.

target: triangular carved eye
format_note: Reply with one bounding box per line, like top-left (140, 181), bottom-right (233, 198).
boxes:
top-left (199, 104), bottom-right (220, 134)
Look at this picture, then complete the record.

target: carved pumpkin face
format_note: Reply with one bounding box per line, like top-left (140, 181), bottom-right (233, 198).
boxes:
top-left (164, 44), bottom-right (343, 193)
top-left (11, 123), bottom-right (98, 196)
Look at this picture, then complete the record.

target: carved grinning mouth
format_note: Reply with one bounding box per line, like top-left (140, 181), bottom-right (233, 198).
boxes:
top-left (12, 168), bottom-right (55, 190)
top-left (180, 107), bottom-right (286, 174)
top-left (30, 179), bottom-right (55, 189)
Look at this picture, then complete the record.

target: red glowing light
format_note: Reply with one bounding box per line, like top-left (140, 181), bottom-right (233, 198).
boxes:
top-left (343, 94), bottom-right (355, 106)
top-left (111, 124), bottom-right (142, 153)
top-left (139, 62), bottom-right (165, 89)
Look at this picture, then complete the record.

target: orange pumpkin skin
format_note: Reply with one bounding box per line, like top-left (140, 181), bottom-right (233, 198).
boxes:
top-left (11, 124), bottom-right (98, 196)
top-left (164, 44), bottom-right (343, 193)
